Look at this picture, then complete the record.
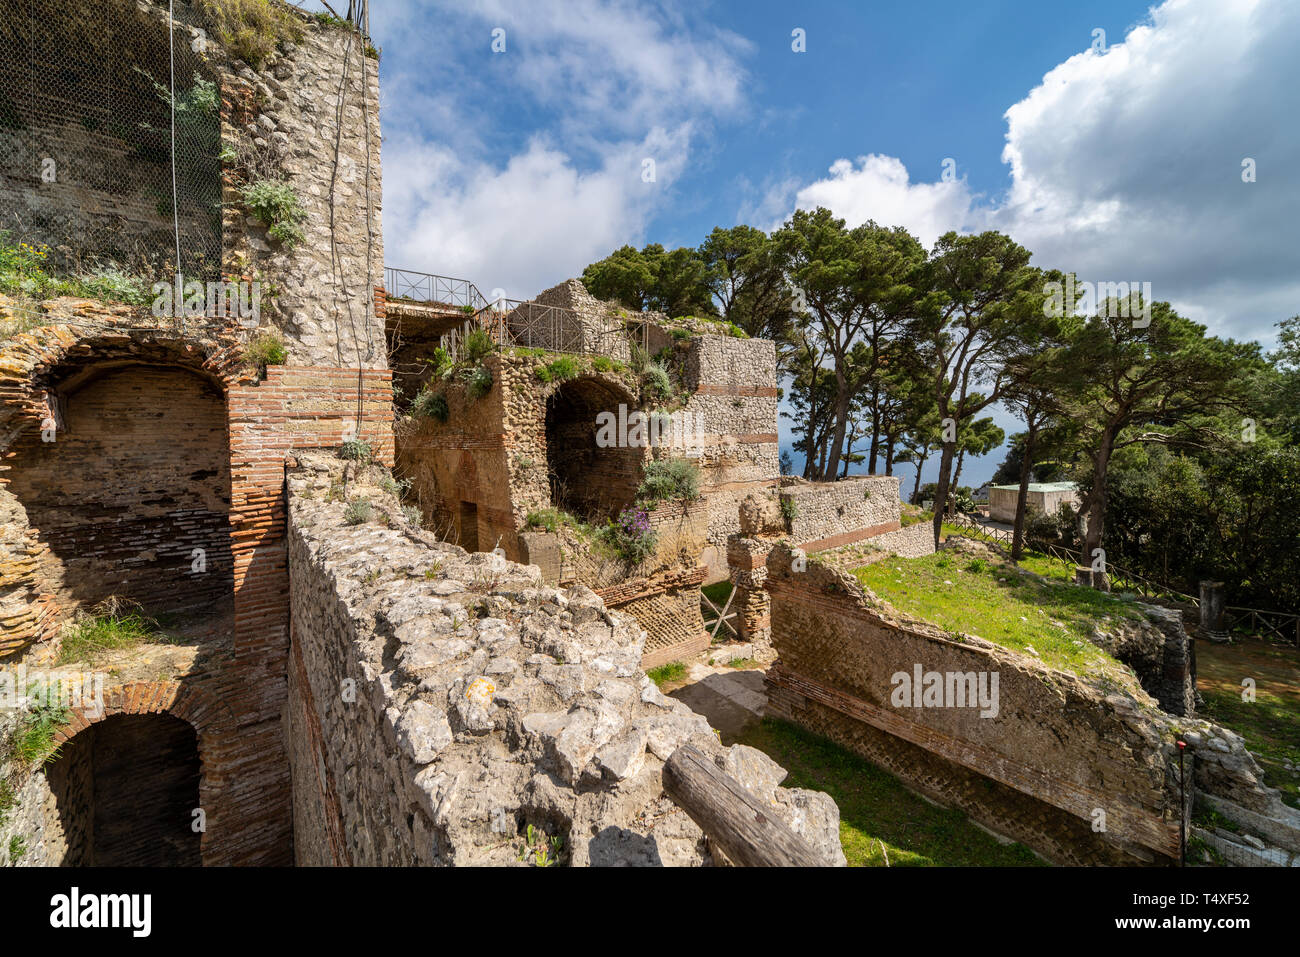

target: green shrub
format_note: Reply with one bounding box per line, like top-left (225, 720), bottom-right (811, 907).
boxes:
top-left (465, 365), bottom-right (494, 400)
top-left (525, 508), bottom-right (570, 533)
top-left (629, 344), bottom-right (649, 373)
top-left (590, 356), bottom-right (614, 373)
top-left (344, 498), bottom-right (372, 525)
top-left (646, 661), bottom-right (686, 688)
top-left (642, 361), bottom-right (672, 399)
top-left (411, 389), bottom-right (449, 422)
top-left (637, 457), bottom-right (700, 503)
top-left (402, 505), bottom-right (422, 526)
top-left (670, 327), bottom-right (691, 341)
top-left (246, 329), bottom-right (288, 366)
top-left (535, 355), bottom-right (580, 384)
top-left (425, 346), bottom-right (454, 380)
top-left (57, 599), bottom-right (157, 665)
top-left (77, 268), bottom-right (149, 306)
top-left (239, 179), bottom-right (307, 248)
top-left (780, 497), bottom-right (799, 524)
top-left (340, 438), bottom-right (372, 463)
top-left (599, 506), bottom-right (657, 565)
top-left (196, 0), bottom-right (303, 69)
top-left (462, 328), bottom-right (496, 364)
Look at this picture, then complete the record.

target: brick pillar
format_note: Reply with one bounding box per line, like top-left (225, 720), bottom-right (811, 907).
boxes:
top-left (727, 535), bottom-right (774, 644)
top-left (373, 284), bottom-right (387, 320)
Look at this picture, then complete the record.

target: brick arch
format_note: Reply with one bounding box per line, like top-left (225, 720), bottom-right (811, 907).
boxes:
top-left (0, 315), bottom-right (250, 451)
top-left (50, 678), bottom-right (238, 865)
top-left (544, 374), bottom-right (647, 521)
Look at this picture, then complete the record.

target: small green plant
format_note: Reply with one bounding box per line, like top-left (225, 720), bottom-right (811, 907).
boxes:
top-left (465, 365), bottom-right (494, 400)
top-left (462, 328), bottom-right (496, 364)
top-left (637, 457), bottom-right (700, 503)
top-left (424, 560), bottom-right (444, 579)
top-left (642, 361), bottom-right (672, 400)
top-left (525, 508), bottom-right (573, 533)
top-left (8, 835), bottom-right (25, 862)
top-left (76, 268), bottom-right (149, 306)
top-left (591, 356), bottom-right (614, 373)
top-left (246, 329), bottom-right (288, 367)
top-left (599, 506), bottom-right (656, 565)
top-left (411, 389), bottom-right (449, 423)
top-left (12, 686), bottom-right (73, 768)
top-left (239, 179), bottom-right (307, 248)
top-left (425, 346), bottom-right (454, 380)
top-left (402, 505), bottom-right (422, 526)
top-left (629, 343), bottom-right (649, 373)
top-left (780, 497), bottom-right (799, 524)
top-left (344, 498), bottom-right (373, 525)
top-left (312, 10), bottom-right (348, 27)
top-left (535, 355), bottom-right (580, 384)
top-left (196, 0), bottom-right (304, 70)
top-left (340, 438), bottom-right (372, 464)
top-left (0, 779), bottom-right (16, 828)
top-left (57, 598), bottom-right (158, 665)
top-left (646, 661), bottom-right (686, 688)
top-left (670, 327), bottom-right (692, 341)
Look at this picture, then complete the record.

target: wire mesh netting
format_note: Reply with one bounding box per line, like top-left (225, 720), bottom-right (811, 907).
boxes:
top-left (0, 0), bottom-right (222, 285)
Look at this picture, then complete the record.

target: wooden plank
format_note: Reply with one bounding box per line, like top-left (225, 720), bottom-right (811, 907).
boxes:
top-left (662, 745), bottom-right (826, 867)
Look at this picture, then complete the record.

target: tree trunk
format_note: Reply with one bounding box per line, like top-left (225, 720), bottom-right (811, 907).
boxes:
top-left (825, 384), bottom-right (851, 481)
top-left (953, 447), bottom-right (966, 492)
top-left (930, 441), bottom-right (956, 549)
top-left (911, 451), bottom-right (928, 504)
top-left (1010, 424), bottom-right (1038, 562)
top-left (867, 386), bottom-right (880, 474)
top-left (1081, 429), bottom-right (1116, 590)
top-left (885, 436), bottom-right (896, 476)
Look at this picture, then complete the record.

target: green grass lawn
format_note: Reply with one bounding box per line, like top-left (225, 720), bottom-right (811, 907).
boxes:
top-left (853, 550), bottom-right (1145, 675)
top-left (737, 718), bottom-right (1044, 866)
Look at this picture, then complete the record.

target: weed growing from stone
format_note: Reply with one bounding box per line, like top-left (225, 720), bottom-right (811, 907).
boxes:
top-left (410, 389), bottom-right (449, 422)
top-left (196, 0), bottom-right (303, 71)
top-left (646, 661), bottom-right (686, 688)
top-left (465, 365), bottom-right (494, 400)
top-left (344, 498), bottom-right (373, 525)
top-left (340, 439), bottom-right (372, 464)
top-left (11, 689), bottom-right (72, 768)
top-left (637, 457), bottom-right (700, 503)
top-left (246, 329), bottom-right (287, 367)
top-left (239, 179), bottom-right (307, 248)
top-left (57, 598), bottom-right (159, 665)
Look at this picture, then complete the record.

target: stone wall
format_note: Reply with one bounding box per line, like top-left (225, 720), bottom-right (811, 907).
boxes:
top-left (762, 542), bottom-right (1189, 864)
top-left (284, 454), bottom-right (845, 866)
top-left (780, 475), bottom-right (903, 550)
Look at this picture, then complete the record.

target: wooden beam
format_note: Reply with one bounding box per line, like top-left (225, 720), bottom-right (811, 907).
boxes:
top-left (663, 745), bottom-right (826, 867)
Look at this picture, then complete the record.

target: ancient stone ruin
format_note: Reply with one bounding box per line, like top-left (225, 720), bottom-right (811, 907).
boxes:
top-left (2, 0), bottom-right (1295, 870)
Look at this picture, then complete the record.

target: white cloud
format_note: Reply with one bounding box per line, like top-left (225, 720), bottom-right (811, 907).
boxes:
top-left (784, 155), bottom-right (977, 249)
top-left (373, 0), bottom-right (749, 297)
top-left (783, 0), bottom-right (1300, 345)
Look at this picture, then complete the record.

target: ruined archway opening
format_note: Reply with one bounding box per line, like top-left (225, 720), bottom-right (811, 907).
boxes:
top-left (45, 713), bottom-right (202, 866)
top-left (544, 378), bottom-right (644, 522)
top-left (4, 360), bottom-right (234, 634)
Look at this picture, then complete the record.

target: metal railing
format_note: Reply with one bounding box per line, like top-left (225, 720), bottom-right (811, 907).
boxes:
top-left (383, 267), bottom-right (491, 312)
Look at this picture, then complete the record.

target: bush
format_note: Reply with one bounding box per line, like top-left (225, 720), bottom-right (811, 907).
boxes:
top-left (462, 328), bottom-right (496, 364)
top-left (525, 507), bottom-right (571, 533)
top-left (196, 0), bottom-right (303, 69)
top-left (402, 505), bottom-right (422, 526)
top-left (642, 361), bottom-right (672, 400)
top-left (637, 457), bottom-right (700, 502)
top-left (246, 329), bottom-right (287, 366)
top-left (77, 268), bottom-right (149, 306)
top-left (601, 506), bottom-right (657, 565)
top-left (340, 438), bottom-right (372, 463)
top-left (780, 497), bottom-right (799, 525)
top-left (344, 498), bottom-right (373, 525)
top-left (535, 355), bottom-right (580, 384)
top-left (411, 389), bottom-right (449, 422)
top-left (426, 346), bottom-right (454, 380)
top-left (465, 365), bottom-right (494, 400)
top-left (239, 179), bottom-right (307, 248)
top-left (591, 356), bottom-right (614, 373)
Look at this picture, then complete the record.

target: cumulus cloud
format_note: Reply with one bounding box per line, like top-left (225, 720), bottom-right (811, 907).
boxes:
top-left (784, 155), bottom-right (977, 249)
top-left (371, 0), bottom-right (750, 295)
top-left (784, 0), bottom-right (1300, 344)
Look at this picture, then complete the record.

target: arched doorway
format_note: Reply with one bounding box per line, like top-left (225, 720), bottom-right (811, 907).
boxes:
top-left (45, 713), bottom-right (202, 866)
top-left (544, 377), bottom-right (645, 521)
top-left (4, 360), bottom-right (233, 619)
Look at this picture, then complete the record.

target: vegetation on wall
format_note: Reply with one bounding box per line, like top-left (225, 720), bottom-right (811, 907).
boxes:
top-left (0, 234), bottom-right (150, 321)
top-left (239, 179), bottom-right (307, 248)
top-left (196, 0), bottom-right (304, 70)
top-left (637, 457), bottom-right (700, 503)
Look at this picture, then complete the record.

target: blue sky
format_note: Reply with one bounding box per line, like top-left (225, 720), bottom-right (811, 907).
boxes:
top-left (314, 0), bottom-right (1300, 491)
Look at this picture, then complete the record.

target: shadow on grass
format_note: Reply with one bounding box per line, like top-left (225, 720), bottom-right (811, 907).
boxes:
top-left (736, 717), bottom-right (1044, 867)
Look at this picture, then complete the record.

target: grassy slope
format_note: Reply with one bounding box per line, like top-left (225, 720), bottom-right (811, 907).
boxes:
top-left (852, 550), bottom-right (1145, 676)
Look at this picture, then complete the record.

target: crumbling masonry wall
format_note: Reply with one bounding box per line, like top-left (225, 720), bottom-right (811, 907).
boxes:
top-left (284, 455), bottom-right (845, 866)
top-left (762, 543), bottom-right (1189, 865)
